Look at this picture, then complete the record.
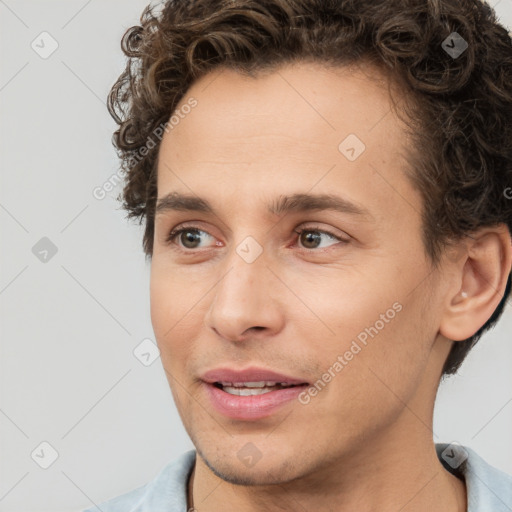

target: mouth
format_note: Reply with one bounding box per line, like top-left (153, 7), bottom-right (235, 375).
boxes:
top-left (212, 381), bottom-right (306, 396)
top-left (199, 366), bottom-right (311, 420)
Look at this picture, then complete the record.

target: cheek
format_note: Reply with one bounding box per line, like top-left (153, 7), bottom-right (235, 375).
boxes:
top-left (149, 263), bottom-right (215, 380)
top-left (338, 299), bottom-right (431, 405)
top-left (149, 260), bottom-right (202, 331)
top-left (149, 267), bottom-right (191, 358)
top-left (314, 273), bottom-right (432, 395)
top-left (149, 278), bottom-right (170, 343)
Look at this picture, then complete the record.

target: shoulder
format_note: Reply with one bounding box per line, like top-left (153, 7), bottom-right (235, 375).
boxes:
top-left (436, 443), bottom-right (512, 512)
top-left (82, 450), bottom-right (196, 512)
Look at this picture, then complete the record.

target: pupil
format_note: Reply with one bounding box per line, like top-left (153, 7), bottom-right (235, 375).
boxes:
top-left (182, 230), bottom-right (200, 248)
top-left (302, 231), bottom-right (320, 248)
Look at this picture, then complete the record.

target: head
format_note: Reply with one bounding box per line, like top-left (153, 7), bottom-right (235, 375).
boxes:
top-left (108, 0), bottom-right (512, 484)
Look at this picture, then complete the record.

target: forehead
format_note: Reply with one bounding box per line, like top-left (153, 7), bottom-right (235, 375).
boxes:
top-left (166, 61), bottom-right (399, 144)
top-left (155, 61), bottom-right (419, 223)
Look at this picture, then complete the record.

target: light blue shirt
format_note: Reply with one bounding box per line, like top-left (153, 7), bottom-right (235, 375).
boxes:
top-left (83, 443), bottom-right (512, 511)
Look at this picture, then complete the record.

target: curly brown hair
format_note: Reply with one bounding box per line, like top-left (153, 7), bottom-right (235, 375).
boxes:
top-left (107, 0), bottom-right (512, 377)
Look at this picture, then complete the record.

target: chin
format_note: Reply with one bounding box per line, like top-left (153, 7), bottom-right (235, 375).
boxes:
top-left (195, 440), bottom-right (305, 486)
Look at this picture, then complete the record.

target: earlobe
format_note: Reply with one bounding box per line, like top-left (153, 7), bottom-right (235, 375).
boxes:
top-left (439, 225), bottom-right (512, 342)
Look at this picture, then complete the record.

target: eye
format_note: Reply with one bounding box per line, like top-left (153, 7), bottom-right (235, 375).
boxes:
top-left (293, 226), bottom-right (349, 250)
top-left (164, 224), bottom-right (349, 252)
top-left (165, 226), bottom-right (217, 250)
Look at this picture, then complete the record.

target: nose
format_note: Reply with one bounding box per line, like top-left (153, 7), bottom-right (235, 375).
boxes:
top-left (203, 249), bottom-right (285, 343)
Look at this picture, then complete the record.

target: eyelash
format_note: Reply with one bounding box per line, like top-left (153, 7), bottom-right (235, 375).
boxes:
top-left (165, 224), bottom-right (349, 252)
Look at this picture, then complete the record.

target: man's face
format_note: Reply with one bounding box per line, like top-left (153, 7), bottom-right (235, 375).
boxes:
top-left (150, 62), bottom-right (449, 484)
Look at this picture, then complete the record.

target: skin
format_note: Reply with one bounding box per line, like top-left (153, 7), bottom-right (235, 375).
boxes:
top-left (149, 61), bottom-right (511, 512)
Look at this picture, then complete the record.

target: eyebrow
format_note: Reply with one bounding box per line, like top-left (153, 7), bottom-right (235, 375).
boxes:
top-left (155, 191), bottom-right (374, 221)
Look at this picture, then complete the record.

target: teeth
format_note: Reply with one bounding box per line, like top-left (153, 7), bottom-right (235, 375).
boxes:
top-left (238, 381), bottom-right (274, 388)
top-left (213, 380), bottom-right (304, 397)
top-left (217, 381), bottom-right (302, 396)
top-left (223, 386), bottom-right (278, 396)
top-left (218, 381), bottom-right (280, 388)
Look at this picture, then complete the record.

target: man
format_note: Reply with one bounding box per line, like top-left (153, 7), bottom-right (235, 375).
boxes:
top-left (85, 0), bottom-right (512, 510)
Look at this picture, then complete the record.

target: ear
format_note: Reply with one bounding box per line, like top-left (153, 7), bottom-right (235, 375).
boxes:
top-left (439, 224), bottom-right (512, 341)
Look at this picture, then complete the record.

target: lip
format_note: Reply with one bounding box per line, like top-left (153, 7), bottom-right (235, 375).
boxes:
top-left (200, 366), bottom-right (310, 421)
top-left (200, 366), bottom-right (309, 385)
top-left (202, 381), bottom-right (309, 420)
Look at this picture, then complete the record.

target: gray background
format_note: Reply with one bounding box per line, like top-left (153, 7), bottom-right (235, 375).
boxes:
top-left (0, 1), bottom-right (511, 511)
